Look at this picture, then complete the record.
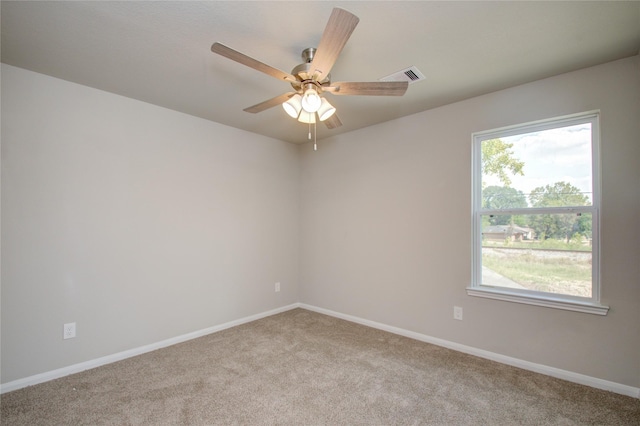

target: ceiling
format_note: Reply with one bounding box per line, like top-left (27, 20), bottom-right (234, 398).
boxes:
top-left (2, 1), bottom-right (639, 144)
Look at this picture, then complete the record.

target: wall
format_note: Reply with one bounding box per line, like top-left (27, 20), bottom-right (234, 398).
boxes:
top-left (299, 56), bottom-right (640, 388)
top-left (3, 56), bottom-right (639, 392)
top-left (1, 64), bottom-right (299, 384)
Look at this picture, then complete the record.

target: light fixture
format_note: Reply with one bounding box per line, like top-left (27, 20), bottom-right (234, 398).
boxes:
top-left (317, 98), bottom-right (336, 121)
top-left (282, 92), bottom-right (335, 121)
top-left (281, 85), bottom-right (332, 152)
top-left (297, 110), bottom-right (316, 124)
top-left (300, 86), bottom-right (321, 113)
top-left (282, 94), bottom-right (302, 118)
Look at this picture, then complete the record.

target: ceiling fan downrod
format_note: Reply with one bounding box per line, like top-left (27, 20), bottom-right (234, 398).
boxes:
top-left (301, 47), bottom-right (316, 63)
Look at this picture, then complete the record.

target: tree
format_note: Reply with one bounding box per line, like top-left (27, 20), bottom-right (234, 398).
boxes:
top-left (483, 186), bottom-right (527, 210)
top-left (481, 139), bottom-right (525, 187)
top-left (528, 181), bottom-right (590, 242)
top-left (482, 186), bottom-right (528, 226)
top-left (529, 181), bottom-right (589, 208)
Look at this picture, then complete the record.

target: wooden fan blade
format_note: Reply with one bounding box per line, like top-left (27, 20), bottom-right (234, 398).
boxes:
top-left (211, 42), bottom-right (296, 83)
top-left (309, 8), bottom-right (359, 81)
top-left (325, 81), bottom-right (409, 96)
top-left (243, 92), bottom-right (295, 114)
top-left (323, 113), bottom-right (342, 129)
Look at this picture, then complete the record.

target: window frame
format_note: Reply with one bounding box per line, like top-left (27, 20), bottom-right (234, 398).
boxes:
top-left (469, 111), bottom-right (608, 315)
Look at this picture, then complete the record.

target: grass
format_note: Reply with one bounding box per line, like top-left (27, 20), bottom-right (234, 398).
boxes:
top-left (483, 239), bottom-right (592, 252)
top-left (482, 249), bottom-right (592, 297)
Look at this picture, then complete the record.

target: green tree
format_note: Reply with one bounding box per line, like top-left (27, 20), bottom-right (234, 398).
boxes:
top-left (528, 181), bottom-right (590, 242)
top-left (483, 185), bottom-right (527, 209)
top-left (529, 181), bottom-right (589, 208)
top-left (573, 213), bottom-right (592, 244)
top-left (482, 186), bottom-right (528, 226)
top-left (481, 139), bottom-right (525, 187)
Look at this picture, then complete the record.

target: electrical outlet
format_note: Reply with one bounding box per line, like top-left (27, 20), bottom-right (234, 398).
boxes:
top-left (275, 282), bottom-right (281, 292)
top-left (453, 306), bottom-right (463, 321)
top-left (63, 322), bottom-right (76, 339)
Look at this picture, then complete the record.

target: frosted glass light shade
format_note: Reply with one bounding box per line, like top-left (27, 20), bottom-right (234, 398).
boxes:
top-left (283, 94), bottom-right (302, 118)
top-left (317, 98), bottom-right (336, 121)
top-left (298, 110), bottom-right (316, 124)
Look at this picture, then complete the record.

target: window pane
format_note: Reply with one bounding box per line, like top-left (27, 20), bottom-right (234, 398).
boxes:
top-left (481, 213), bottom-right (592, 298)
top-left (481, 123), bottom-right (593, 208)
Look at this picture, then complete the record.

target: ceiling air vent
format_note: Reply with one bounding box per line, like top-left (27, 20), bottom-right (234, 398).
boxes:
top-left (379, 66), bottom-right (425, 84)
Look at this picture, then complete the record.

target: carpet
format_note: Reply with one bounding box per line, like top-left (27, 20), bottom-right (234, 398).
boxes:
top-left (2, 308), bottom-right (639, 425)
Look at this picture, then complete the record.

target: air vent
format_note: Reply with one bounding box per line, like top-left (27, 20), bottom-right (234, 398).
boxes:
top-left (379, 66), bottom-right (425, 84)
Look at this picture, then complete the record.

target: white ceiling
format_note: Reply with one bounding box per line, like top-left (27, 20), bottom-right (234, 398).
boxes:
top-left (2, 1), bottom-right (639, 144)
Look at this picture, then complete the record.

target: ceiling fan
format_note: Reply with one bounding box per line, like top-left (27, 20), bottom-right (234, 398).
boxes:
top-left (210, 7), bottom-right (408, 133)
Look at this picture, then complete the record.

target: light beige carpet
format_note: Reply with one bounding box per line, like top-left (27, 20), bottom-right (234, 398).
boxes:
top-left (1, 308), bottom-right (639, 425)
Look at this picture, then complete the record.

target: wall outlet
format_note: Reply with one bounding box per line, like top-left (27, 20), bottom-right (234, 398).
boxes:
top-left (63, 322), bottom-right (76, 339)
top-left (453, 306), bottom-right (463, 321)
top-left (275, 282), bottom-right (280, 292)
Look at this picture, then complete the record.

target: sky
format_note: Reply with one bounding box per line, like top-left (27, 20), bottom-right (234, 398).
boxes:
top-left (482, 123), bottom-right (593, 205)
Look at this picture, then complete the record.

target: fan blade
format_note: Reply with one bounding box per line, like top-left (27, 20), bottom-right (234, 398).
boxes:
top-left (309, 8), bottom-right (359, 81)
top-left (325, 81), bottom-right (408, 96)
top-left (323, 113), bottom-right (342, 129)
top-left (243, 92), bottom-right (295, 114)
top-left (211, 43), bottom-right (297, 83)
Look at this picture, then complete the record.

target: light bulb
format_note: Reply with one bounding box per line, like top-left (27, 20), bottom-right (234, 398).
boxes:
top-left (301, 88), bottom-right (321, 113)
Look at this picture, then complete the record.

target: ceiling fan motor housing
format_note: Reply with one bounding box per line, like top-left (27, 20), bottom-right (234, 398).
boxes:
top-left (291, 48), bottom-right (330, 89)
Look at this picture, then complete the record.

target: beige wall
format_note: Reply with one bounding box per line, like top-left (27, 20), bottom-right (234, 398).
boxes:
top-left (2, 56), bottom-right (639, 390)
top-left (299, 56), bottom-right (640, 388)
top-left (1, 65), bottom-right (300, 383)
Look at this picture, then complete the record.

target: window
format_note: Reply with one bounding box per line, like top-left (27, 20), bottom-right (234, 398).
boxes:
top-left (470, 112), bottom-right (608, 315)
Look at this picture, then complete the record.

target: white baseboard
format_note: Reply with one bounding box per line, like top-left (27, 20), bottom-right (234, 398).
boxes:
top-left (0, 303), bottom-right (300, 394)
top-left (3, 302), bottom-right (638, 399)
top-left (299, 303), bottom-right (640, 399)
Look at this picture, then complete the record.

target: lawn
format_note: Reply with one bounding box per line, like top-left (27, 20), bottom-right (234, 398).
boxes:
top-left (482, 248), bottom-right (592, 297)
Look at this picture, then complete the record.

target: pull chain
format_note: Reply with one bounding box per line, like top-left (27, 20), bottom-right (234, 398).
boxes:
top-left (313, 122), bottom-right (317, 151)
top-left (305, 118), bottom-right (318, 151)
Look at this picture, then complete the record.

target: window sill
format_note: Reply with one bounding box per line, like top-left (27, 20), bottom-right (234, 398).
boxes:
top-left (466, 286), bottom-right (609, 315)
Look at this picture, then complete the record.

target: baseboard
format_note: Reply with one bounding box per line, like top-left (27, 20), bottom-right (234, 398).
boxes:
top-left (299, 303), bottom-right (640, 399)
top-left (0, 303), bottom-right (301, 394)
top-left (4, 302), bottom-right (638, 399)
